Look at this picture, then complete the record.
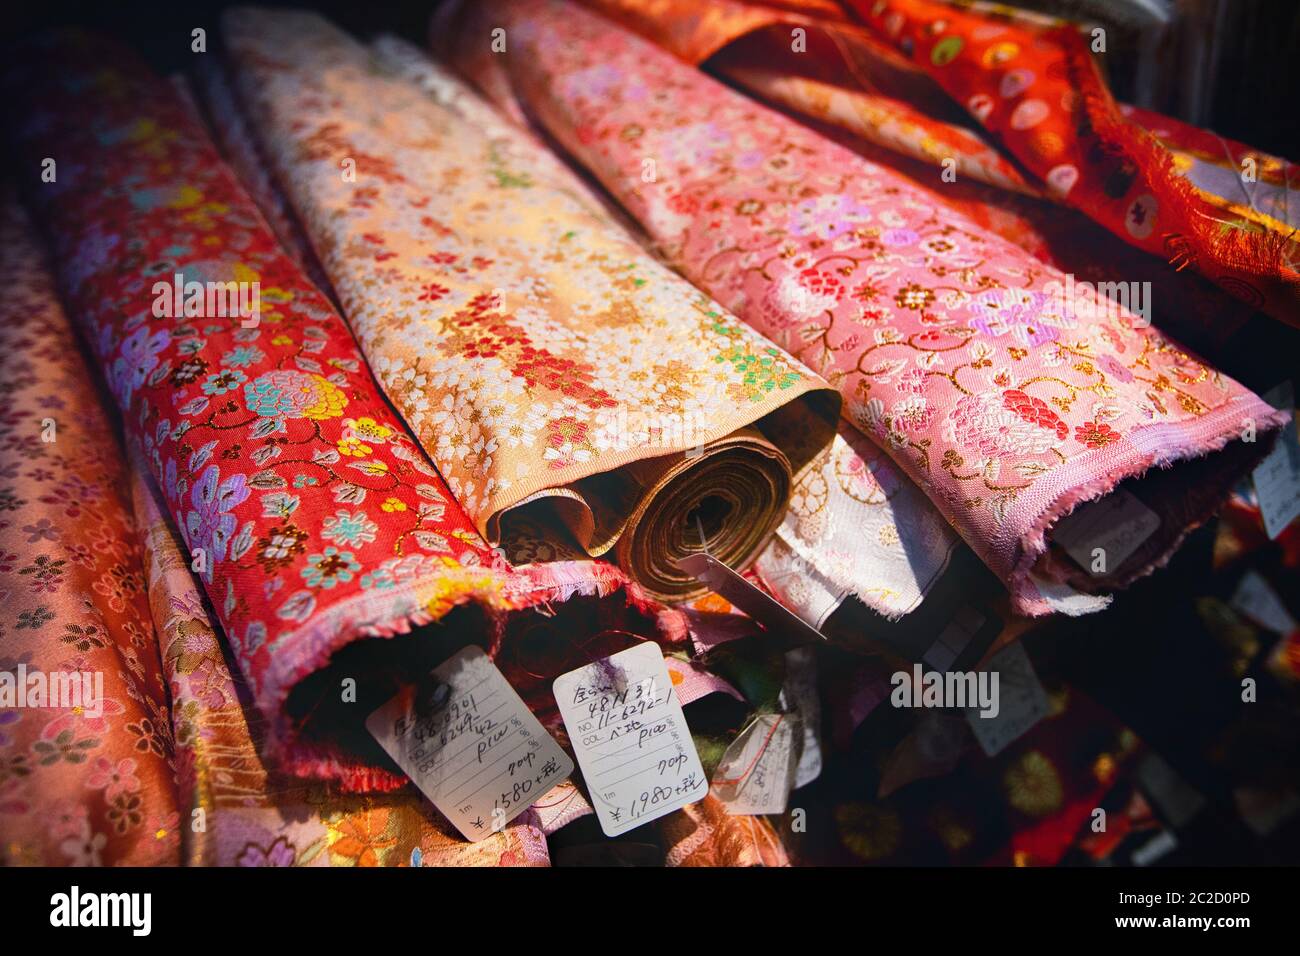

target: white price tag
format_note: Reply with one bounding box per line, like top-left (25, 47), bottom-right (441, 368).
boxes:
top-left (552, 642), bottom-right (707, 836)
top-left (366, 645), bottom-right (572, 841)
top-left (1054, 488), bottom-right (1160, 574)
top-left (964, 641), bottom-right (1049, 757)
top-left (711, 712), bottom-right (800, 815)
top-left (1252, 383), bottom-right (1300, 540)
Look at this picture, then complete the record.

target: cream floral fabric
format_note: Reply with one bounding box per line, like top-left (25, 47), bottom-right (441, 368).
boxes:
top-left (223, 9), bottom-right (839, 600)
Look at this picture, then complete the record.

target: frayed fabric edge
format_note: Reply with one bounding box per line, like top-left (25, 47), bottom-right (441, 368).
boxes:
top-left (262, 560), bottom-right (682, 790)
top-left (1009, 397), bottom-right (1290, 616)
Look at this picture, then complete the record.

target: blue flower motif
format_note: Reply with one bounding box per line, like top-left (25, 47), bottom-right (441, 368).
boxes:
top-left (301, 547), bottom-right (360, 589)
top-left (222, 346), bottom-right (265, 368)
top-left (201, 369), bottom-right (247, 396)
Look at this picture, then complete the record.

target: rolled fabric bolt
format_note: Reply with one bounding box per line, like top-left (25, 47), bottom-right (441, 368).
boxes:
top-left (221, 8), bottom-right (839, 603)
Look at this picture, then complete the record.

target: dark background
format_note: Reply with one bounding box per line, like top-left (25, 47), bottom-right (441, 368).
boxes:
top-left (9, 0), bottom-right (1300, 161)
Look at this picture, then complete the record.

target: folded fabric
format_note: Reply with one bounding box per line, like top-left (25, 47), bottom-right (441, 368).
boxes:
top-left (0, 196), bottom-right (180, 866)
top-left (447, 0), bottom-right (1288, 615)
top-left (842, 0), bottom-right (1300, 328)
top-left (2, 30), bottom-right (677, 791)
top-left (221, 8), bottom-right (841, 603)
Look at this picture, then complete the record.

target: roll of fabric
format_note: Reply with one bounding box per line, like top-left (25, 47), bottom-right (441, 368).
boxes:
top-left (221, 9), bottom-right (840, 604)
top-left (372, 28), bottom-right (961, 623)
top-left (0, 196), bottom-right (180, 866)
top-left (2, 30), bottom-right (675, 791)
top-left (131, 466), bottom-right (553, 866)
top-left (570, 0), bottom-right (1262, 348)
top-left (445, 0), bottom-right (1289, 616)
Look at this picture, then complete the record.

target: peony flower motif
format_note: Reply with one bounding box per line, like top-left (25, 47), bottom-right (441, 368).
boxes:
top-left (947, 389), bottom-right (1067, 457)
top-left (891, 396), bottom-right (934, 434)
top-left (244, 370), bottom-right (348, 421)
top-left (898, 367), bottom-right (929, 395)
top-left (760, 268), bottom-right (844, 326)
top-left (1075, 421), bottom-right (1121, 448)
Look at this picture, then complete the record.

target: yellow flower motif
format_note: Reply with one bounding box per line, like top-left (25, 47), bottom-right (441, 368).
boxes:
top-left (1003, 750), bottom-right (1064, 818)
top-left (835, 803), bottom-right (903, 861)
top-left (337, 437), bottom-right (372, 458)
top-left (381, 496), bottom-right (407, 513)
top-left (271, 335), bottom-right (293, 347)
top-left (346, 417), bottom-right (394, 443)
top-left (167, 184), bottom-right (203, 209)
top-left (301, 375), bottom-right (348, 420)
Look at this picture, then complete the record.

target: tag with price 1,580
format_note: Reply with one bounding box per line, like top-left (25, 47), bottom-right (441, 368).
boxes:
top-left (366, 645), bottom-right (573, 842)
top-left (553, 642), bottom-right (707, 837)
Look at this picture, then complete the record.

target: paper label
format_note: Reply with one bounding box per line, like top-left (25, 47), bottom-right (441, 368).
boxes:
top-left (366, 645), bottom-right (573, 842)
top-left (1054, 488), bottom-right (1161, 574)
top-left (1230, 570), bottom-right (1298, 634)
top-left (1253, 383), bottom-right (1300, 540)
top-left (552, 642), bottom-right (707, 836)
top-left (780, 646), bottom-right (822, 787)
top-left (922, 605), bottom-right (987, 672)
top-left (711, 713), bottom-right (800, 816)
top-left (964, 641), bottom-right (1049, 757)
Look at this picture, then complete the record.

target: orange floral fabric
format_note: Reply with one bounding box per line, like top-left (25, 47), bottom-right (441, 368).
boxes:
top-left (0, 197), bottom-right (180, 866)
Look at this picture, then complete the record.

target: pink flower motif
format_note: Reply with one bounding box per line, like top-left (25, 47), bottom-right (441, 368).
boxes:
top-left (237, 835), bottom-right (298, 867)
top-left (87, 756), bottom-right (141, 801)
top-left (760, 269), bottom-right (844, 326)
top-left (891, 396), bottom-right (934, 434)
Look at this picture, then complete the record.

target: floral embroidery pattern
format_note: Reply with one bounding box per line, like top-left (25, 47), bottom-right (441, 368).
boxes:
top-left (0, 198), bottom-right (177, 866)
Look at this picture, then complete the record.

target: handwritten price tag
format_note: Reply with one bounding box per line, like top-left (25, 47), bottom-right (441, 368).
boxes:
top-left (553, 643), bottom-right (707, 837)
top-left (1054, 488), bottom-right (1160, 574)
top-left (711, 712), bottom-right (800, 815)
top-left (366, 645), bottom-right (572, 842)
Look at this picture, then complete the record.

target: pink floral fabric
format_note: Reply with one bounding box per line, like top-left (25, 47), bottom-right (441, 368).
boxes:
top-left (450, 0), bottom-right (1288, 615)
top-left (0, 196), bottom-right (180, 865)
